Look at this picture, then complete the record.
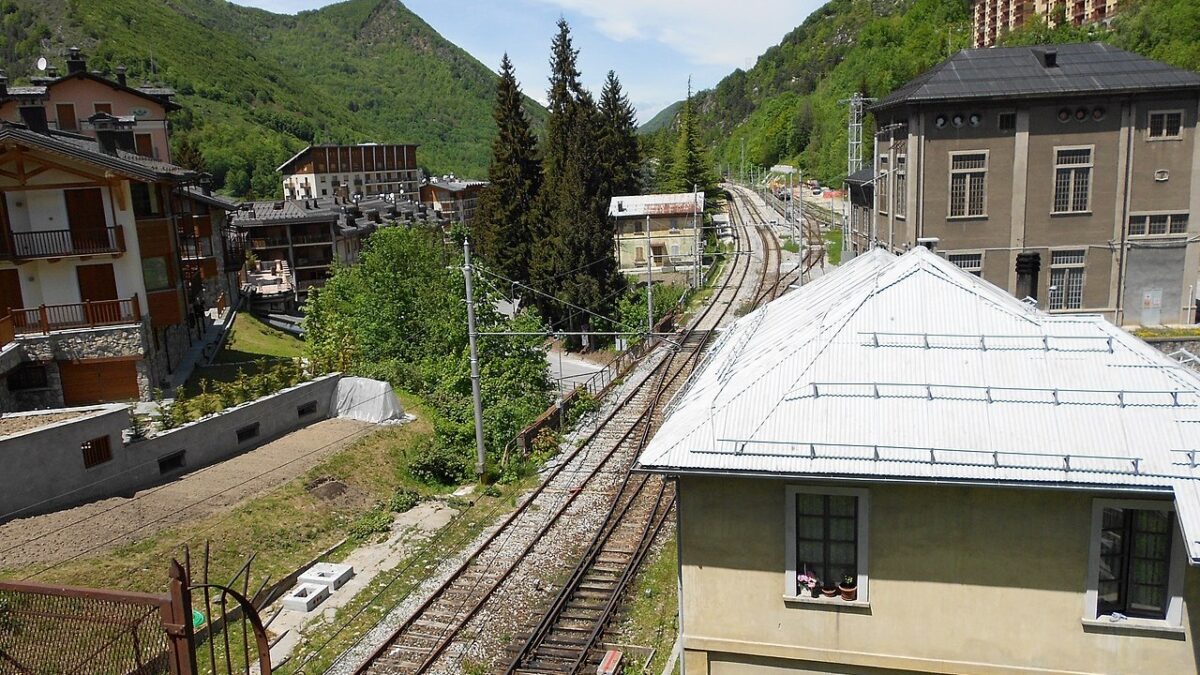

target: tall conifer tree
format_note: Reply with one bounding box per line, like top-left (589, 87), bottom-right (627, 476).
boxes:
top-left (670, 78), bottom-right (717, 200)
top-left (475, 54), bottom-right (541, 289)
top-left (598, 71), bottom-right (641, 200)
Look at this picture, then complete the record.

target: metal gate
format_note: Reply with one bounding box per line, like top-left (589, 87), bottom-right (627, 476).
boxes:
top-left (0, 552), bottom-right (271, 675)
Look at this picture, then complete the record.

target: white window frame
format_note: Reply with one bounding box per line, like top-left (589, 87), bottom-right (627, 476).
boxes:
top-left (894, 155), bottom-right (907, 219)
top-left (1147, 109), bottom-right (1184, 141)
top-left (1052, 145), bottom-right (1094, 215)
top-left (877, 156), bottom-right (889, 216)
top-left (948, 150), bottom-right (988, 219)
top-left (783, 485), bottom-right (870, 606)
top-left (1048, 248), bottom-right (1087, 311)
top-left (1128, 211), bottom-right (1190, 238)
top-left (947, 251), bottom-right (984, 276)
top-left (1083, 498), bottom-right (1185, 635)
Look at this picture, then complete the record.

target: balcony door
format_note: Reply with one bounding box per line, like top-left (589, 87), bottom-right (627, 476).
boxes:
top-left (77, 263), bottom-right (119, 325)
top-left (0, 269), bottom-right (22, 314)
top-left (65, 188), bottom-right (107, 251)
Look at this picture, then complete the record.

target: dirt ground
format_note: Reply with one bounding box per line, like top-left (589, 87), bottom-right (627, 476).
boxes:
top-left (0, 417), bottom-right (374, 570)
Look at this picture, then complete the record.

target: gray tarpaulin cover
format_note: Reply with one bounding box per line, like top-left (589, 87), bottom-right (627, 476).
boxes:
top-left (334, 377), bottom-right (405, 423)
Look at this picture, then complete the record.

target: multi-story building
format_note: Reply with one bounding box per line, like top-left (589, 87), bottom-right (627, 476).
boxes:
top-left (0, 109), bottom-right (230, 409)
top-left (0, 47), bottom-right (178, 162)
top-left (278, 143), bottom-right (421, 203)
top-left (641, 247), bottom-right (1200, 675)
top-left (419, 178), bottom-right (485, 225)
top-left (609, 192), bottom-right (703, 282)
top-left (972, 0), bottom-right (1121, 48)
top-left (863, 43), bottom-right (1200, 326)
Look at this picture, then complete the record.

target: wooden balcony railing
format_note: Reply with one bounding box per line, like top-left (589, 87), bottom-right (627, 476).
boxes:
top-left (9, 226), bottom-right (125, 259)
top-left (10, 296), bottom-right (141, 335)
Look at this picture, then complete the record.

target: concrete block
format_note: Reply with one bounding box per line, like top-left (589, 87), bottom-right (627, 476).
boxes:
top-left (298, 562), bottom-right (354, 591)
top-left (281, 582), bottom-right (329, 612)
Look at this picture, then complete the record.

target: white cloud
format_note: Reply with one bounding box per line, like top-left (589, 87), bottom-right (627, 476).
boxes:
top-left (536, 0), bottom-right (822, 67)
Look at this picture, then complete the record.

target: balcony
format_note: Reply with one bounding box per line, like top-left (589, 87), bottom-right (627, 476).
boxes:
top-left (8, 296), bottom-right (141, 336)
top-left (7, 226), bottom-right (126, 260)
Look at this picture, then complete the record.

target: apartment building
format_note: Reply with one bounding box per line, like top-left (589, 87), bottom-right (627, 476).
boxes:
top-left (278, 143), bottom-right (421, 203)
top-left (863, 43), bottom-right (1200, 326)
top-left (419, 177), bottom-right (485, 225)
top-left (609, 192), bottom-right (703, 281)
top-left (641, 247), bottom-right (1200, 675)
top-left (0, 109), bottom-right (228, 409)
top-left (0, 48), bottom-right (178, 162)
top-left (972, 0), bottom-right (1121, 48)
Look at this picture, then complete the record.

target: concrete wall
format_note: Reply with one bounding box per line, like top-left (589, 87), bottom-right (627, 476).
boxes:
top-left (677, 475), bottom-right (1200, 675)
top-left (0, 374), bottom-right (342, 521)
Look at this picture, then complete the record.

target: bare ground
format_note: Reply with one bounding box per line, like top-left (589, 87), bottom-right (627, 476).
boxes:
top-left (0, 417), bottom-right (374, 570)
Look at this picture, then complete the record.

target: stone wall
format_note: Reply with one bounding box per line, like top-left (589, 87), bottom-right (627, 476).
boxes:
top-left (18, 324), bottom-right (146, 362)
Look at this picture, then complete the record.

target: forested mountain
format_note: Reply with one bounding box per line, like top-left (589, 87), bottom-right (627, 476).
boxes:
top-left (0, 0), bottom-right (547, 197)
top-left (658, 0), bottom-right (1199, 185)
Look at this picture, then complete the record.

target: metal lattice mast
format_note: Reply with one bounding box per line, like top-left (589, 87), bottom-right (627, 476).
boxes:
top-left (840, 92), bottom-right (875, 176)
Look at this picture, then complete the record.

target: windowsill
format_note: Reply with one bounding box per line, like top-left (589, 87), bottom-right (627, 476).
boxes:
top-left (1081, 616), bottom-right (1185, 637)
top-left (1146, 137), bottom-right (1183, 143)
top-left (1050, 210), bottom-right (1092, 217)
top-left (783, 593), bottom-right (870, 610)
top-left (946, 214), bottom-right (988, 221)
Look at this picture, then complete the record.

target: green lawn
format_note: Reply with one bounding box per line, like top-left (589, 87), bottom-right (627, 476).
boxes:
top-left (823, 227), bottom-right (843, 266)
top-left (215, 313), bottom-right (304, 363)
top-left (611, 532), bottom-right (679, 674)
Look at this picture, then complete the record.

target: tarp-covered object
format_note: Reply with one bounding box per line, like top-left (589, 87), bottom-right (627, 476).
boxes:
top-left (334, 377), bottom-right (404, 423)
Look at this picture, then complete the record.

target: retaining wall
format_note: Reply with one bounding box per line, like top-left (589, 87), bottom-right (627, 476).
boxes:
top-left (0, 374), bottom-right (343, 521)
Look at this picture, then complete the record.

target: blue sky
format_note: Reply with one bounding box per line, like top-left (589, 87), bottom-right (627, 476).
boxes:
top-left (234, 0), bottom-right (823, 123)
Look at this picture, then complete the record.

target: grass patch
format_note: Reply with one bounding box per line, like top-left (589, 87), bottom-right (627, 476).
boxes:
top-left (1130, 326), bottom-right (1200, 339)
top-left (1, 395), bottom-right (442, 593)
top-left (215, 313), bottom-right (304, 364)
top-left (781, 238), bottom-right (800, 254)
top-left (612, 533), bottom-right (679, 675)
top-left (823, 227), bottom-right (843, 266)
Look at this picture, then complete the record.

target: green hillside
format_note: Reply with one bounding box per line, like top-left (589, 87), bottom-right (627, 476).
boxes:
top-left (638, 100), bottom-right (682, 135)
top-left (678, 0), bottom-right (1199, 186)
top-left (0, 0), bottom-right (547, 197)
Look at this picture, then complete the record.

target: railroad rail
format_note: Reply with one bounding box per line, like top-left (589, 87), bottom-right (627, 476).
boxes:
top-left (730, 184), bottom-right (824, 298)
top-left (346, 191), bottom-right (772, 675)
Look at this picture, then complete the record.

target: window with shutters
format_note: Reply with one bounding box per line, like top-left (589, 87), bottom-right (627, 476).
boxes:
top-left (1048, 249), bottom-right (1086, 311)
top-left (1053, 147), bottom-right (1093, 214)
top-left (1086, 499), bottom-right (1184, 631)
top-left (1147, 111), bottom-right (1184, 140)
top-left (784, 486), bottom-right (869, 603)
top-left (949, 152), bottom-right (987, 218)
top-left (1128, 213), bottom-right (1189, 237)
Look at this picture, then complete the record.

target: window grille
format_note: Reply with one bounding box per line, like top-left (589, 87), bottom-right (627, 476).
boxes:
top-left (81, 435), bottom-right (113, 468)
top-left (949, 152), bottom-right (987, 217)
top-left (947, 253), bottom-right (983, 276)
top-left (1053, 148), bottom-right (1092, 213)
top-left (1148, 111), bottom-right (1183, 139)
top-left (1048, 250), bottom-right (1086, 310)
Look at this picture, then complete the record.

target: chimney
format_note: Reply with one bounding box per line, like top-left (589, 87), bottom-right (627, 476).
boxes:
top-left (0, 71), bottom-right (7, 98)
top-left (18, 104), bottom-right (48, 134)
top-left (916, 237), bottom-right (939, 252)
top-left (1040, 48), bottom-right (1057, 68)
top-left (46, 65), bottom-right (58, 79)
top-left (115, 66), bottom-right (127, 87)
top-left (88, 112), bottom-right (136, 154)
top-left (66, 47), bottom-right (86, 75)
top-left (1015, 251), bottom-right (1042, 302)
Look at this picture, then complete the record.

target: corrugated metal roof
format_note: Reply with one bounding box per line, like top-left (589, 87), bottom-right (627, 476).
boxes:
top-left (874, 43), bottom-right (1200, 110)
top-left (608, 191), bottom-right (702, 218)
top-left (638, 247), bottom-right (1200, 564)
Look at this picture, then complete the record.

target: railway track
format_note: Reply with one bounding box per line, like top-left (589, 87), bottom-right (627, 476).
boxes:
top-left (729, 184), bottom-right (825, 297)
top-left (346, 192), bottom-right (770, 675)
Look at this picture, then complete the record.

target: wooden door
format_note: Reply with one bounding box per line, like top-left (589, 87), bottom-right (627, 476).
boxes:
top-left (0, 269), bottom-right (22, 315)
top-left (65, 188), bottom-right (107, 250)
top-left (59, 360), bottom-right (139, 405)
top-left (77, 263), bottom-right (119, 324)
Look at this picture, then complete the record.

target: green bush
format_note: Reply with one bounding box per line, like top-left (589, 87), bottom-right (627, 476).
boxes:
top-left (409, 441), bottom-right (469, 486)
top-left (347, 506), bottom-right (393, 542)
top-left (386, 488), bottom-right (422, 513)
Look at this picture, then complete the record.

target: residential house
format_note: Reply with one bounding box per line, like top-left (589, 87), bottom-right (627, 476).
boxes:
top-left (419, 177), bottom-right (485, 225)
top-left (972, 0), bottom-right (1122, 48)
top-left (865, 43), bottom-right (1200, 325)
top-left (610, 191), bottom-right (703, 282)
top-left (0, 47), bottom-right (179, 162)
top-left (278, 143), bottom-right (421, 203)
top-left (639, 246), bottom-right (1200, 675)
top-left (0, 110), bottom-right (223, 409)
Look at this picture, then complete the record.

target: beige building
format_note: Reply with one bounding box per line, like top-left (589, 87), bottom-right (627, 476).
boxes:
top-left (639, 247), bottom-right (1200, 674)
top-left (419, 178), bottom-right (485, 225)
top-left (864, 43), bottom-right (1200, 326)
top-left (278, 143), bottom-right (421, 203)
top-left (610, 191), bottom-right (703, 281)
top-left (972, 0), bottom-right (1121, 48)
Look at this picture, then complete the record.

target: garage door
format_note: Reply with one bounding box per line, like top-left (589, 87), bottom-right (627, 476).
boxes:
top-left (59, 360), bottom-right (140, 405)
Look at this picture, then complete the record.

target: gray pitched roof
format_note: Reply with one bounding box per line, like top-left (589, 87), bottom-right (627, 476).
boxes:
top-left (0, 124), bottom-right (196, 182)
top-left (875, 43), bottom-right (1200, 110)
top-left (844, 166), bottom-right (875, 185)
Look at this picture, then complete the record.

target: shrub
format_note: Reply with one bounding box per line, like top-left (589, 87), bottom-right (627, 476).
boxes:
top-left (347, 506), bottom-right (392, 542)
top-left (409, 441), bottom-right (468, 486)
top-left (386, 488), bottom-right (422, 513)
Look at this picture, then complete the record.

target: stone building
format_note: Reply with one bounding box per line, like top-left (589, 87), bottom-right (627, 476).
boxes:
top-left (862, 43), bottom-right (1200, 326)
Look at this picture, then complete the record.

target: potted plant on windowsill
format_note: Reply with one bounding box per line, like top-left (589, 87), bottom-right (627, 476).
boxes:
top-left (838, 574), bottom-right (858, 602)
top-left (798, 572), bottom-right (820, 598)
top-left (820, 580), bottom-right (838, 598)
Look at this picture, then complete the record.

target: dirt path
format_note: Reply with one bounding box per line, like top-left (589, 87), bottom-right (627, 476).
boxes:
top-left (0, 418), bottom-right (374, 570)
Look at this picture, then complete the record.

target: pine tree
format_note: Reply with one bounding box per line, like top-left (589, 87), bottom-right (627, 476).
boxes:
top-left (669, 78), bottom-right (717, 201)
top-left (475, 54), bottom-right (542, 289)
top-left (532, 20), bottom-right (623, 345)
top-left (174, 134), bottom-right (206, 172)
top-left (597, 71), bottom-right (641, 200)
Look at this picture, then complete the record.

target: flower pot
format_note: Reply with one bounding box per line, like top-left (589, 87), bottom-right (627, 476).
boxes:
top-left (809, 586), bottom-right (820, 598)
top-left (820, 585), bottom-right (838, 598)
top-left (838, 584), bottom-right (858, 602)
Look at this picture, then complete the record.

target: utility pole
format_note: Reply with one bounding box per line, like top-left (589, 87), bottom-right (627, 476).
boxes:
top-left (462, 239), bottom-right (486, 481)
top-left (839, 92), bottom-right (876, 177)
top-left (693, 184), bottom-right (701, 289)
top-left (645, 214), bottom-right (653, 337)
top-left (740, 138), bottom-right (746, 185)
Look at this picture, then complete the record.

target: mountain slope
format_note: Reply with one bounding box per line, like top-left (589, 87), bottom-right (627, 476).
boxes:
top-left (638, 100), bottom-right (682, 135)
top-left (0, 0), bottom-right (546, 197)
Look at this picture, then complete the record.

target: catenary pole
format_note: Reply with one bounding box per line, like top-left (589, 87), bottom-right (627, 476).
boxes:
top-left (693, 184), bottom-right (701, 289)
top-left (645, 214), bottom-right (654, 339)
top-left (463, 239), bottom-right (486, 481)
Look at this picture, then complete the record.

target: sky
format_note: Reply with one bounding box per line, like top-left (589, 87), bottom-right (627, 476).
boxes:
top-left (234, 0), bottom-right (823, 123)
